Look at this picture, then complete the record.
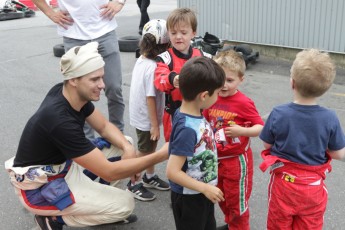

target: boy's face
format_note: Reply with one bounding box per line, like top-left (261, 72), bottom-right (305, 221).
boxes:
top-left (219, 69), bottom-right (243, 97)
top-left (168, 22), bottom-right (196, 54)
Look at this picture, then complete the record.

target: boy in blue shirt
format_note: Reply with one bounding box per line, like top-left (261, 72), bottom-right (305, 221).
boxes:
top-left (259, 49), bottom-right (345, 229)
top-left (166, 56), bottom-right (226, 230)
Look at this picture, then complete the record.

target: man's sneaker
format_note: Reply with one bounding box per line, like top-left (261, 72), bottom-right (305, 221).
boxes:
top-left (126, 181), bottom-right (156, 201)
top-left (142, 174), bottom-right (170, 191)
top-left (115, 214), bottom-right (138, 225)
top-left (34, 215), bottom-right (63, 230)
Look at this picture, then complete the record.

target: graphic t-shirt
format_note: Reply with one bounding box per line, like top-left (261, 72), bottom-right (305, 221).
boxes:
top-left (203, 91), bottom-right (264, 158)
top-left (169, 109), bottom-right (218, 194)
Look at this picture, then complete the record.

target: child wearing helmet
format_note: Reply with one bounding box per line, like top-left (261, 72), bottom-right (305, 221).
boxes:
top-left (128, 19), bottom-right (171, 201)
top-left (154, 8), bottom-right (205, 142)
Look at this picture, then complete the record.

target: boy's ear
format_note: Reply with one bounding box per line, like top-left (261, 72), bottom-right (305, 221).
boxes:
top-left (290, 77), bottom-right (295, 90)
top-left (199, 91), bottom-right (209, 101)
top-left (240, 74), bottom-right (245, 82)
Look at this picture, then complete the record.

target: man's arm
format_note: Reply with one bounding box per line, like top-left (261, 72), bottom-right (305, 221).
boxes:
top-left (86, 108), bottom-right (135, 159)
top-left (32, 0), bottom-right (73, 29)
top-left (74, 142), bottom-right (168, 182)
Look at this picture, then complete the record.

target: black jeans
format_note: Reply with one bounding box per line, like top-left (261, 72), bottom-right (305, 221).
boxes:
top-left (137, 0), bottom-right (150, 30)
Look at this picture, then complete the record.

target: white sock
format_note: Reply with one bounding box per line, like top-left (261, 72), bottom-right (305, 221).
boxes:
top-left (145, 173), bottom-right (155, 179)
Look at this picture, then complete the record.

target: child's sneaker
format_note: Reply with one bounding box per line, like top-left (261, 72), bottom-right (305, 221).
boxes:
top-left (126, 181), bottom-right (156, 201)
top-left (142, 174), bottom-right (170, 191)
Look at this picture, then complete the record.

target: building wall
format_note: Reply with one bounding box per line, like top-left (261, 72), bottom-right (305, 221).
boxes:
top-left (178, 0), bottom-right (345, 54)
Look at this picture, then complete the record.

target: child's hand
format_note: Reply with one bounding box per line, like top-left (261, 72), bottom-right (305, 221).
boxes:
top-left (173, 75), bottom-right (179, 88)
top-left (150, 126), bottom-right (160, 141)
top-left (202, 184), bottom-right (224, 203)
top-left (224, 124), bottom-right (243, 138)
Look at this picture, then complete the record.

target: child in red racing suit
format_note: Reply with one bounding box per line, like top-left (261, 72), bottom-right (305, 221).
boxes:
top-left (259, 49), bottom-right (345, 230)
top-left (203, 50), bottom-right (264, 230)
top-left (154, 8), bottom-right (203, 141)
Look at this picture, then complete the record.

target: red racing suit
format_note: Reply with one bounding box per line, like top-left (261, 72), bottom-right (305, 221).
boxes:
top-left (154, 46), bottom-right (203, 141)
top-left (203, 92), bottom-right (264, 230)
top-left (260, 149), bottom-right (332, 230)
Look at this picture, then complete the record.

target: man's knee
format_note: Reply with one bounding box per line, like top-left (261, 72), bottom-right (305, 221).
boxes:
top-left (116, 191), bottom-right (135, 216)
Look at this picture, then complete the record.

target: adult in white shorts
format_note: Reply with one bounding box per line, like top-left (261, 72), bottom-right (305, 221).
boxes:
top-left (5, 42), bottom-right (168, 229)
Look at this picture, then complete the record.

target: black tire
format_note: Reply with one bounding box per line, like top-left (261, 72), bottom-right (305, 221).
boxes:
top-left (118, 36), bottom-right (140, 52)
top-left (23, 9), bottom-right (35, 18)
top-left (53, 44), bottom-right (65, 57)
top-left (235, 44), bottom-right (253, 56)
top-left (0, 11), bottom-right (24, 21)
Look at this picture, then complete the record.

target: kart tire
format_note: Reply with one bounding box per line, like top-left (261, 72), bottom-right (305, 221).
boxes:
top-left (235, 44), bottom-right (253, 56)
top-left (0, 11), bottom-right (24, 21)
top-left (118, 36), bottom-right (140, 52)
top-left (53, 44), bottom-right (65, 57)
top-left (23, 9), bottom-right (35, 18)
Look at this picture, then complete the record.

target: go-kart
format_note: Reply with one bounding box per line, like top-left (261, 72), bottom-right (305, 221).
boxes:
top-left (191, 32), bottom-right (259, 66)
top-left (0, 0), bottom-right (35, 21)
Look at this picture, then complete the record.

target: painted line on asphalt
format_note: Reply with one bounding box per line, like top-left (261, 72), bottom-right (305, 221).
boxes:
top-left (331, 93), bottom-right (345, 97)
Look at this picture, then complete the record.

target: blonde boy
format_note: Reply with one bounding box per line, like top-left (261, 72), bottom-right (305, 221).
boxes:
top-left (260, 49), bottom-right (345, 229)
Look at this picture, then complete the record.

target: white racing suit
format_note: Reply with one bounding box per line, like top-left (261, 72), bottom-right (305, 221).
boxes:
top-left (5, 144), bottom-right (135, 227)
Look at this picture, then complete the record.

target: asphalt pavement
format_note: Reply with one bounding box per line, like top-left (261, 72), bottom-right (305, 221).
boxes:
top-left (1, 0), bottom-right (345, 229)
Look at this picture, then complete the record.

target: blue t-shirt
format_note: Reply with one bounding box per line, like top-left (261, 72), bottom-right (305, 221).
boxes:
top-left (169, 109), bottom-right (218, 194)
top-left (260, 102), bottom-right (345, 165)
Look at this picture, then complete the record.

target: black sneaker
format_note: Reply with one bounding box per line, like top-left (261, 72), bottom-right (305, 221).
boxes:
top-left (142, 174), bottom-right (170, 191)
top-left (126, 181), bottom-right (156, 201)
top-left (34, 215), bottom-right (63, 230)
top-left (115, 214), bottom-right (138, 225)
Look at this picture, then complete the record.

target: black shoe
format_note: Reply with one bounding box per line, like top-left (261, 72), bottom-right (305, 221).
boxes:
top-left (35, 215), bottom-right (63, 230)
top-left (142, 174), bottom-right (170, 191)
top-left (126, 181), bottom-right (156, 201)
top-left (138, 29), bottom-right (143, 35)
top-left (216, 224), bottom-right (229, 230)
top-left (115, 214), bottom-right (138, 225)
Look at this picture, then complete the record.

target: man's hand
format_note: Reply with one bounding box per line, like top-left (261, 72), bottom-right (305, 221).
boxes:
top-left (48, 10), bottom-right (73, 29)
top-left (100, 1), bottom-right (124, 20)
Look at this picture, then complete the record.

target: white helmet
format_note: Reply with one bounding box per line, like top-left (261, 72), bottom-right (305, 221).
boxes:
top-left (142, 19), bottom-right (170, 45)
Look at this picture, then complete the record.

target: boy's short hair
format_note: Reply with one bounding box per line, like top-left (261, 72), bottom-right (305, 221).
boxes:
top-left (213, 50), bottom-right (246, 77)
top-left (291, 49), bottom-right (336, 98)
top-left (166, 8), bottom-right (197, 32)
top-left (179, 56), bottom-right (225, 101)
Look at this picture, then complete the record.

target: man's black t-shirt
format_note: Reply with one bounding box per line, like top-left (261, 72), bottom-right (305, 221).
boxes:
top-left (14, 83), bottom-right (96, 167)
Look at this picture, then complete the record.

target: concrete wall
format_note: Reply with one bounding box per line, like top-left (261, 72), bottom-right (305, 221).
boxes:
top-left (178, 0), bottom-right (345, 67)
